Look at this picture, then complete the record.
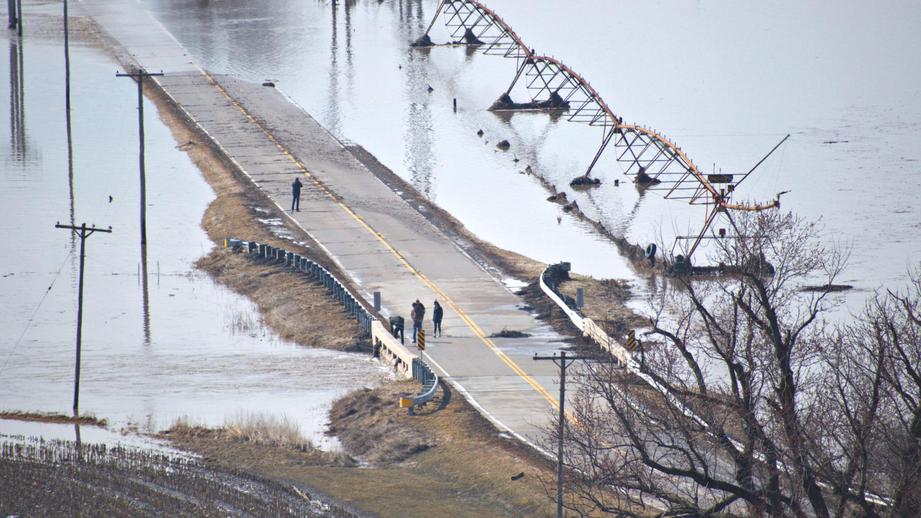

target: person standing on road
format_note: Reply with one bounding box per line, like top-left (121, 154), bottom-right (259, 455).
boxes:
top-left (432, 300), bottom-right (443, 337)
top-left (291, 177), bottom-right (303, 212)
top-left (411, 299), bottom-right (425, 343)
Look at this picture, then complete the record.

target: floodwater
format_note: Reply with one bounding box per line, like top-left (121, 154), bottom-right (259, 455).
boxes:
top-left (0, 5), bottom-right (387, 448)
top-left (140, 0), bottom-right (921, 312)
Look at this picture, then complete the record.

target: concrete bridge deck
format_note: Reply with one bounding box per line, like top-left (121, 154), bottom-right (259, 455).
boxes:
top-left (79, 0), bottom-right (569, 448)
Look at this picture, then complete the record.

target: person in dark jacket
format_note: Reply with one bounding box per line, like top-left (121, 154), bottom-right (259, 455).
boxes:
top-left (291, 177), bottom-right (303, 211)
top-left (411, 299), bottom-right (425, 343)
top-left (432, 300), bottom-right (443, 337)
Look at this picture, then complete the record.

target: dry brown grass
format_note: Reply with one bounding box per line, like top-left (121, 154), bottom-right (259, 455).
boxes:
top-left (166, 380), bottom-right (559, 517)
top-left (165, 415), bottom-right (355, 467)
top-left (328, 382), bottom-right (436, 464)
top-left (0, 411), bottom-right (107, 427)
top-left (221, 412), bottom-right (313, 451)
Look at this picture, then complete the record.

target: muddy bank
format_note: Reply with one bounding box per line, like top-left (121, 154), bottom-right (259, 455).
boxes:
top-left (167, 381), bottom-right (559, 517)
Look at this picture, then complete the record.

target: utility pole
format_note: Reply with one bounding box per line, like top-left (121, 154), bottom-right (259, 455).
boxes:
top-left (533, 350), bottom-right (596, 518)
top-left (55, 222), bottom-right (112, 417)
top-left (116, 68), bottom-right (163, 246)
top-left (63, 0), bottom-right (71, 114)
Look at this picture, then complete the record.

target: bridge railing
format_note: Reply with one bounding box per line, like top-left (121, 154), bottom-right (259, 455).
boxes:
top-left (223, 238), bottom-right (439, 404)
top-left (371, 320), bottom-right (417, 379)
top-left (538, 263), bottom-right (632, 366)
top-left (407, 357), bottom-right (440, 415)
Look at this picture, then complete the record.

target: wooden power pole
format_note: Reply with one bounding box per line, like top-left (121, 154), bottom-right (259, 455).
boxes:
top-left (55, 222), bottom-right (112, 417)
top-left (533, 350), bottom-right (596, 517)
top-left (63, 0), bottom-right (71, 114)
top-left (116, 68), bottom-right (163, 246)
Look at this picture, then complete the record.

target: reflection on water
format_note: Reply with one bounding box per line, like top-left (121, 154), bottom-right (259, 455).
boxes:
top-left (142, 0), bottom-right (637, 281)
top-left (6, 36), bottom-right (25, 165)
top-left (140, 0), bottom-right (920, 307)
top-left (404, 50), bottom-right (435, 196)
top-left (140, 240), bottom-right (151, 344)
top-left (0, 12), bottom-right (386, 447)
top-left (326, 0), bottom-right (341, 136)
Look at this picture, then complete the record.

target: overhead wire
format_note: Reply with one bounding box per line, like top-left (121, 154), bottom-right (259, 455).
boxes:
top-left (0, 250), bottom-right (74, 380)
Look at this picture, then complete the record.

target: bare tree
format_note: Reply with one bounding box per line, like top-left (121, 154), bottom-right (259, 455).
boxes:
top-left (819, 271), bottom-right (921, 517)
top-left (558, 211), bottom-right (860, 517)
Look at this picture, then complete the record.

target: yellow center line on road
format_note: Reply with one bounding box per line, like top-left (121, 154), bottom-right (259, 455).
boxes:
top-left (200, 72), bottom-right (566, 412)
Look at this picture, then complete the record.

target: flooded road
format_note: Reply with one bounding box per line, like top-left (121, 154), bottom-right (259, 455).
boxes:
top-left (140, 0), bottom-right (920, 310)
top-left (0, 6), bottom-right (387, 447)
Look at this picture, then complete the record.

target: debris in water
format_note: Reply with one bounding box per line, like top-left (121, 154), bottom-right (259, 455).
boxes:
top-left (411, 34), bottom-right (434, 47)
top-left (635, 166), bottom-right (661, 186)
top-left (489, 92), bottom-right (569, 111)
top-left (462, 28), bottom-right (483, 45)
top-left (546, 192), bottom-right (568, 204)
top-left (570, 175), bottom-right (601, 187)
top-left (801, 284), bottom-right (854, 292)
top-left (562, 200), bottom-right (579, 213)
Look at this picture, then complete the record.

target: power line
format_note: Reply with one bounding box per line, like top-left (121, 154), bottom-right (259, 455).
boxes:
top-left (0, 250), bottom-right (73, 380)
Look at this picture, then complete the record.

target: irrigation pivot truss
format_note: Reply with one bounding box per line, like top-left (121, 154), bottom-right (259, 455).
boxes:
top-left (415, 0), bottom-right (789, 260)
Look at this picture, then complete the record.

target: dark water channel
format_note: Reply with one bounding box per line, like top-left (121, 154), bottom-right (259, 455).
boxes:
top-left (141, 0), bottom-right (921, 315)
top-left (0, 4), bottom-right (386, 448)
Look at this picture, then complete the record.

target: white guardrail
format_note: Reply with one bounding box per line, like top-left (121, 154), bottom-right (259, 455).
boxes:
top-left (538, 268), bottom-right (632, 366)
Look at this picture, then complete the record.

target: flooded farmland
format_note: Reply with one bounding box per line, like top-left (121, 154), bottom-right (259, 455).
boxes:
top-left (141, 0), bottom-right (920, 312)
top-left (0, 6), bottom-right (387, 447)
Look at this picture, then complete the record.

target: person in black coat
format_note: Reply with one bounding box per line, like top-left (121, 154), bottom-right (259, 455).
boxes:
top-left (411, 299), bottom-right (425, 343)
top-left (291, 177), bottom-right (303, 211)
top-left (432, 300), bottom-right (443, 337)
